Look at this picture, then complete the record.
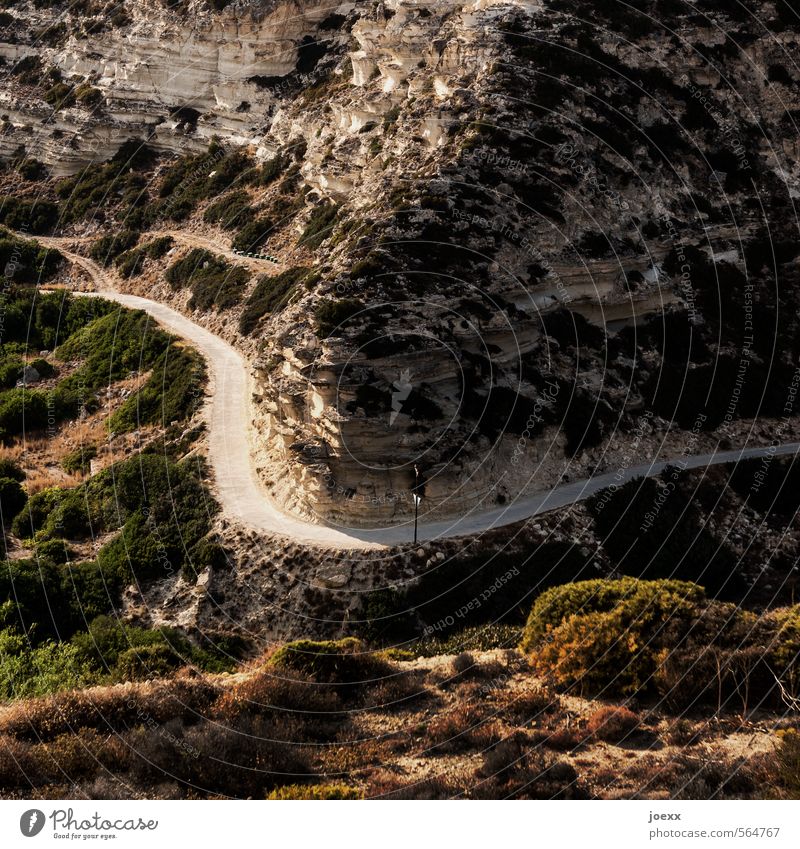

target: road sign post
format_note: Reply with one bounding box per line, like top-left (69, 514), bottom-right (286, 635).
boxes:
top-left (413, 464), bottom-right (420, 544)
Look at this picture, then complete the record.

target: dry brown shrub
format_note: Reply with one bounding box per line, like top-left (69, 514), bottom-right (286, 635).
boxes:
top-left (539, 725), bottom-right (584, 752)
top-left (451, 652), bottom-right (475, 676)
top-left (449, 652), bottom-right (507, 683)
top-left (34, 728), bottom-right (131, 780)
top-left (623, 753), bottom-right (662, 783)
top-left (426, 703), bottom-right (500, 752)
top-left (0, 678), bottom-right (220, 742)
top-left (212, 668), bottom-right (340, 722)
top-left (494, 684), bottom-right (560, 725)
top-left (475, 731), bottom-right (533, 780)
top-left (667, 718), bottom-right (705, 746)
top-left (0, 734), bottom-right (45, 789)
top-left (586, 705), bottom-right (640, 743)
top-left (360, 670), bottom-right (429, 711)
top-left (318, 736), bottom-right (402, 775)
top-left (24, 469), bottom-right (84, 494)
top-left (366, 772), bottom-right (462, 799)
top-left (125, 714), bottom-right (312, 798)
top-left (473, 732), bottom-right (580, 799)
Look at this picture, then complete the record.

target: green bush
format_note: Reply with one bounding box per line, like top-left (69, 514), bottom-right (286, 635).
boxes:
top-left (115, 236), bottom-right (174, 278)
top-left (143, 236), bottom-right (175, 260)
top-left (61, 445), bottom-right (97, 474)
top-left (259, 153), bottom-right (286, 186)
top-left (156, 144), bottom-right (256, 222)
top-left (70, 617), bottom-right (186, 673)
top-left (0, 458), bottom-right (24, 481)
top-left (298, 202), bottom-right (340, 249)
top-left (96, 510), bottom-right (175, 582)
top-left (231, 216), bottom-right (274, 252)
top-left (0, 628), bottom-right (97, 700)
top-left (109, 347), bottom-right (205, 433)
top-left (183, 537), bottom-right (227, 580)
top-left (13, 450), bottom-right (218, 579)
top-left (44, 81), bottom-right (75, 110)
top-left (28, 358), bottom-right (55, 380)
top-left (239, 267), bottom-right (309, 334)
top-left (10, 488), bottom-right (61, 539)
top-left (520, 577), bottom-right (703, 650)
top-left (56, 139), bottom-right (154, 224)
top-left (0, 234), bottom-right (64, 286)
top-left (114, 644), bottom-right (183, 680)
top-left (0, 389), bottom-right (49, 440)
top-left (0, 233), bottom-right (62, 283)
top-left (0, 558), bottom-right (61, 634)
top-left (42, 489), bottom-right (91, 538)
top-left (55, 308), bottom-right (170, 404)
top-left (0, 198), bottom-right (59, 234)
top-left (271, 638), bottom-right (391, 688)
top-left (89, 230), bottom-right (140, 266)
top-left (0, 477), bottom-right (27, 522)
top-left (5, 457), bottom-right (218, 641)
top-left (314, 298), bottom-right (365, 337)
top-left (17, 158), bottom-right (48, 181)
top-left (203, 191), bottom-right (252, 230)
top-left (0, 356), bottom-right (23, 389)
top-left (0, 290), bottom-right (116, 352)
top-left (35, 538), bottom-right (73, 565)
top-left (522, 578), bottom-right (794, 705)
top-left (75, 83), bottom-right (103, 107)
top-left (69, 616), bottom-right (244, 679)
top-left (165, 249), bottom-right (248, 311)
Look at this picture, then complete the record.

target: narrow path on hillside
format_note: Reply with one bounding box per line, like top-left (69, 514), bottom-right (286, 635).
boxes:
top-left (42, 245), bottom-right (800, 550)
top-left (35, 232), bottom-right (277, 273)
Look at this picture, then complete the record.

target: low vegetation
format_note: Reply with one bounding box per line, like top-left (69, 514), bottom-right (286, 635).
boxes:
top-left (109, 346), bottom-right (205, 433)
top-left (314, 297), bottom-right (365, 337)
top-left (166, 248), bottom-right (249, 311)
top-left (298, 201), bottom-right (340, 249)
top-left (522, 577), bottom-right (799, 712)
top-left (239, 267), bottom-right (315, 334)
top-left (115, 236), bottom-right (174, 279)
top-left (88, 230), bottom-right (140, 266)
top-left (154, 142), bottom-right (257, 223)
top-left (0, 230), bottom-right (62, 282)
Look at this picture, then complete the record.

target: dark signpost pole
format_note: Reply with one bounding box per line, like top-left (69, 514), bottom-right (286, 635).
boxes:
top-left (413, 464), bottom-right (420, 545)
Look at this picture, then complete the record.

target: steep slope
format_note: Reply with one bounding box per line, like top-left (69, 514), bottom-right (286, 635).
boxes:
top-left (2, 0), bottom-right (800, 529)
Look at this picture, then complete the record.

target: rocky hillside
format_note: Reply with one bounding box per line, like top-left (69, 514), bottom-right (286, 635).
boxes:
top-left (2, 0), bottom-right (800, 528)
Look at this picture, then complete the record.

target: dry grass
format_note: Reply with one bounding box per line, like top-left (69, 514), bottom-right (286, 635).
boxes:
top-left (2, 375), bottom-right (160, 501)
top-left (22, 469), bottom-right (85, 495)
top-left (0, 674), bottom-right (220, 742)
top-left (0, 648), bottom-right (792, 799)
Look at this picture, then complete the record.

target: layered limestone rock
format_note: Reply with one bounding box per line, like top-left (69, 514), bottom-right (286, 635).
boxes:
top-left (0, 0), bottom-right (349, 173)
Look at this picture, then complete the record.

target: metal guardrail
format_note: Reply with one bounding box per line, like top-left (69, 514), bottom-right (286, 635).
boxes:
top-left (232, 248), bottom-right (279, 264)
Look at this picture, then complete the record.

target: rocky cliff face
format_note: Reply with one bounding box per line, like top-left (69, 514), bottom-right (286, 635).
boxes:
top-left (0, 0), bottom-right (343, 172)
top-left (3, 0), bottom-right (800, 528)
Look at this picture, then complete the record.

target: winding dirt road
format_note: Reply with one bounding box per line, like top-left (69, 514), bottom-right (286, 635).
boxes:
top-left (43, 244), bottom-right (800, 550)
top-left (35, 232), bottom-right (277, 273)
